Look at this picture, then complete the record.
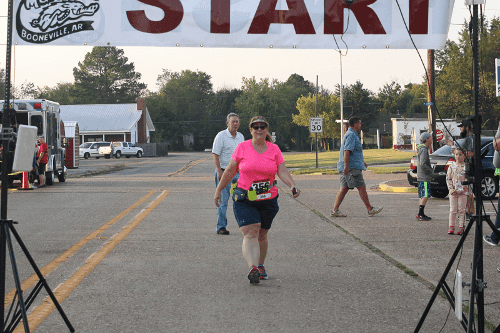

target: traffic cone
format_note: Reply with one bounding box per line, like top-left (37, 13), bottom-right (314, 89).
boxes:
top-left (19, 172), bottom-right (33, 190)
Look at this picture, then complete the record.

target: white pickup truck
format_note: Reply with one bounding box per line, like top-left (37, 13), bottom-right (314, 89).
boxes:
top-left (100, 142), bottom-right (143, 158)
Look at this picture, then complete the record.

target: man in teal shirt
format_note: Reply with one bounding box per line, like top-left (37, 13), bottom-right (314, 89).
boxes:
top-left (331, 116), bottom-right (382, 218)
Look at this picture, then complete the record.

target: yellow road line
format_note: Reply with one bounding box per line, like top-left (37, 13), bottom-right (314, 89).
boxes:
top-left (4, 190), bottom-right (156, 307)
top-left (15, 190), bottom-right (170, 333)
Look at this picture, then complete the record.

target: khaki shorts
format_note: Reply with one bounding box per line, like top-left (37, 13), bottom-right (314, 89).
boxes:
top-left (340, 169), bottom-right (365, 189)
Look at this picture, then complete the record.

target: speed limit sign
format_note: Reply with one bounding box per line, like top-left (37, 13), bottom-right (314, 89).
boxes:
top-left (310, 117), bottom-right (323, 133)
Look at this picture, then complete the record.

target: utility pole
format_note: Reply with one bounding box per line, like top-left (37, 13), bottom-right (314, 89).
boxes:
top-left (427, 50), bottom-right (437, 151)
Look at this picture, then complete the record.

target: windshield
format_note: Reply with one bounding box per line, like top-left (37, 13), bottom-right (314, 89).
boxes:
top-left (432, 139), bottom-right (465, 156)
top-left (80, 142), bottom-right (92, 148)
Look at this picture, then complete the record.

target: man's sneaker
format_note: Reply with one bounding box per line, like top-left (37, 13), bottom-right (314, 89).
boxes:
top-left (457, 227), bottom-right (464, 235)
top-left (448, 227), bottom-right (455, 234)
top-left (483, 235), bottom-right (499, 246)
top-left (416, 214), bottom-right (432, 221)
top-left (217, 227), bottom-right (230, 235)
top-left (258, 265), bottom-right (268, 280)
top-left (368, 207), bottom-right (383, 216)
top-left (331, 210), bottom-right (347, 217)
top-left (248, 266), bottom-right (260, 284)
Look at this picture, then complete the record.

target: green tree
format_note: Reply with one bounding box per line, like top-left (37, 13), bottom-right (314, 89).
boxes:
top-left (293, 93), bottom-right (341, 148)
top-left (377, 81), bottom-right (427, 116)
top-left (336, 81), bottom-right (378, 130)
top-left (73, 47), bottom-right (146, 104)
top-left (147, 69), bottom-right (214, 149)
top-left (36, 82), bottom-right (77, 104)
top-left (234, 74), bottom-right (313, 150)
top-left (435, 17), bottom-right (500, 128)
top-left (12, 81), bottom-right (36, 100)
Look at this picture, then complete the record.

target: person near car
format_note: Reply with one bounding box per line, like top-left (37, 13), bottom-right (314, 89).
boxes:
top-left (212, 113), bottom-right (245, 235)
top-left (484, 122), bottom-right (500, 246)
top-left (331, 116), bottom-right (382, 218)
top-left (213, 116), bottom-right (300, 284)
top-left (416, 132), bottom-right (436, 221)
top-left (458, 117), bottom-right (475, 220)
top-left (446, 147), bottom-right (469, 235)
top-left (36, 136), bottom-right (48, 188)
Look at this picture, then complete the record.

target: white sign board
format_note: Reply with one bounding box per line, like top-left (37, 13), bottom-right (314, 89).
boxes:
top-left (496, 59), bottom-right (500, 97)
top-left (310, 117), bottom-right (323, 133)
top-left (13, 0), bottom-right (455, 49)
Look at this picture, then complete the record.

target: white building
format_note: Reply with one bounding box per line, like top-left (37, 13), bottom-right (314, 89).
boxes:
top-left (59, 99), bottom-right (154, 144)
top-left (391, 118), bottom-right (461, 149)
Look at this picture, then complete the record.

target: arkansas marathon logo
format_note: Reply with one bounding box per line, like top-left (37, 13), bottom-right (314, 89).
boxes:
top-left (16, 0), bottom-right (100, 44)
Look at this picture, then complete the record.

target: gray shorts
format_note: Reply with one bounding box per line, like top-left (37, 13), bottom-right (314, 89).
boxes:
top-left (340, 169), bottom-right (365, 189)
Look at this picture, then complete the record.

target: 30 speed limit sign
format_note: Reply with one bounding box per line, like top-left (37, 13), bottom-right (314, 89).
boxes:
top-left (310, 117), bottom-right (323, 133)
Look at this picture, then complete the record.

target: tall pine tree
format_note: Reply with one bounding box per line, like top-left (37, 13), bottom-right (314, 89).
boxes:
top-left (73, 47), bottom-right (146, 104)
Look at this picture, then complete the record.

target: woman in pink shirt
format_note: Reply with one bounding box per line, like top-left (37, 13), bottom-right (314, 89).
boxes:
top-left (214, 116), bottom-right (300, 284)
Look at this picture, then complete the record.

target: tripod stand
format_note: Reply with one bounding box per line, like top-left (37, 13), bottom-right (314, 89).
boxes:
top-left (1, 1), bottom-right (74, 331)
top-left (0, 219), bottom-right (74, 333)
top-left (414, 212), bottom-right (500, 332)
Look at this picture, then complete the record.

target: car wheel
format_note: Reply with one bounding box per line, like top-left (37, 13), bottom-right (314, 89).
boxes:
top-left (46, 171), bottom-right (54, 186)
top-left (105, 154), bottom-right (111, 159)
top-left (96, 157), bottom-right (100, 159)
top-left (84, 152), bottom-right (90, 159)
top-left (481, 172), bottom-right (497, 200)
top-left (115, 151), bottom-right (121, 159)
top-left (432, 190), bottom-right (449, 198)
top-left (137, 151), bottom-right (142, 158)
top-left (57, 168), bottom-right (66, 182)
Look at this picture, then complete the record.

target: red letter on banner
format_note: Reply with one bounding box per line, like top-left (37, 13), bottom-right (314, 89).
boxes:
top-left (211, 0), bottom-right (230, 33)
top-left (324, 0), bottom-right (386, 34)
top-left (127, 0), bottom-right (183, 34)
top-left (409, 0), bottom-right (428, 34)
top-left (248, 0), bottom-right (315, 34)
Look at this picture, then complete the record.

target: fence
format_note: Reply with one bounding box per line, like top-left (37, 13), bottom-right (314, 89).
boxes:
top-left (136, 143), bottom-right (169, 157)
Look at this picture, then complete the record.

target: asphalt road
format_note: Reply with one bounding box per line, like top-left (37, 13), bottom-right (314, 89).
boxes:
top-left (2, 153), bottom-right (499, 332)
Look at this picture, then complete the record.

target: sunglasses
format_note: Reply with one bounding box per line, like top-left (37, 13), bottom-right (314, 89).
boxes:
top-left (251, 124), bottom-right (267, 130)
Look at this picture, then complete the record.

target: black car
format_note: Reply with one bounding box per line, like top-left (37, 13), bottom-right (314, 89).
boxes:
top-left (407, 137), bottom-right (498, 199)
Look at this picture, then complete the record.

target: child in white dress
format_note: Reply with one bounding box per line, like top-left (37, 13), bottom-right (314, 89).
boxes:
top-left (446, 147), bottom-right (469, 235)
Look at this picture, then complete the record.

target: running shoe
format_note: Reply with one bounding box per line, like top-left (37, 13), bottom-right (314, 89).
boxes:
top-left (483, 235), bottom-right (499, 246)
top-left (416, 214), bottom-right (432, 221)
top-left (258, 265), bottom-right (268, 280)
top-left (331, 210), bottom-right (347, 217)
top-left (368, 207), bottom-right (383, 216)
top-left (448, 227), bottom-right (454, 234)
top-left (248, 266), bottom-right (260, 284)
top-left (457, 227), bottom-right (464, 235)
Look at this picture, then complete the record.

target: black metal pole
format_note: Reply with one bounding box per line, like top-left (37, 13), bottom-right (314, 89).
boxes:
top-left (1, 0), bottom-right (16, 330)
top-left (468, 3), bottom-right (485, 332)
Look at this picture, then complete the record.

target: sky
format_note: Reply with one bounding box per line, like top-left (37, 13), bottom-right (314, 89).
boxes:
top-left (1, 1), bottom-right (499, 95)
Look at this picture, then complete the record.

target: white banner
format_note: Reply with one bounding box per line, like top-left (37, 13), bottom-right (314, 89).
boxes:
top-left (13, 0), bottom-right (455, 49)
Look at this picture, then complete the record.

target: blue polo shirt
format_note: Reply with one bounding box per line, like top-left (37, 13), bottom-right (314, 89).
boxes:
top-left (337, 127), bottom-right (366, 172)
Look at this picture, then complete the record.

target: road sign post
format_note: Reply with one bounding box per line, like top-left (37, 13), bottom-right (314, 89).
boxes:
top-left (310, 118), bottom-right (323, 133)
top-left (310, 117), bottom-right (322, 168)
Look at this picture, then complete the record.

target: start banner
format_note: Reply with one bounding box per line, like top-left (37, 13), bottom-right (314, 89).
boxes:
top-left (13, 0), bottom-right (455, 49)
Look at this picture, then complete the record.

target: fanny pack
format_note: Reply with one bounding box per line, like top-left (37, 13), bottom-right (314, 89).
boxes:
top-left (232, 180), bottom-right (278, 202)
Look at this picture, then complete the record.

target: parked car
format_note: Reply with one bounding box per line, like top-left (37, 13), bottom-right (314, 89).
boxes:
top-left (407, 137), bottom-right (498, 199)
top-left (111, 142), bottom-right (143, 158)
top-left (79, 142), bottom-right (111, 159)
top-left (98, 143), bottom-right (113, 159)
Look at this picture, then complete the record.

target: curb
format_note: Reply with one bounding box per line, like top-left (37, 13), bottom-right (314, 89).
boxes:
top-left (379, 181), bottom-right (417, 193)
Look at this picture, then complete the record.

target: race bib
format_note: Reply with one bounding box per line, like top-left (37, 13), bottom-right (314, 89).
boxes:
top-left (252, 181), bottom-right (271, 194)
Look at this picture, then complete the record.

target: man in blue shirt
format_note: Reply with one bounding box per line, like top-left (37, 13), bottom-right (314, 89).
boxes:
top-left (331, 116), bottom-right (382, 217)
